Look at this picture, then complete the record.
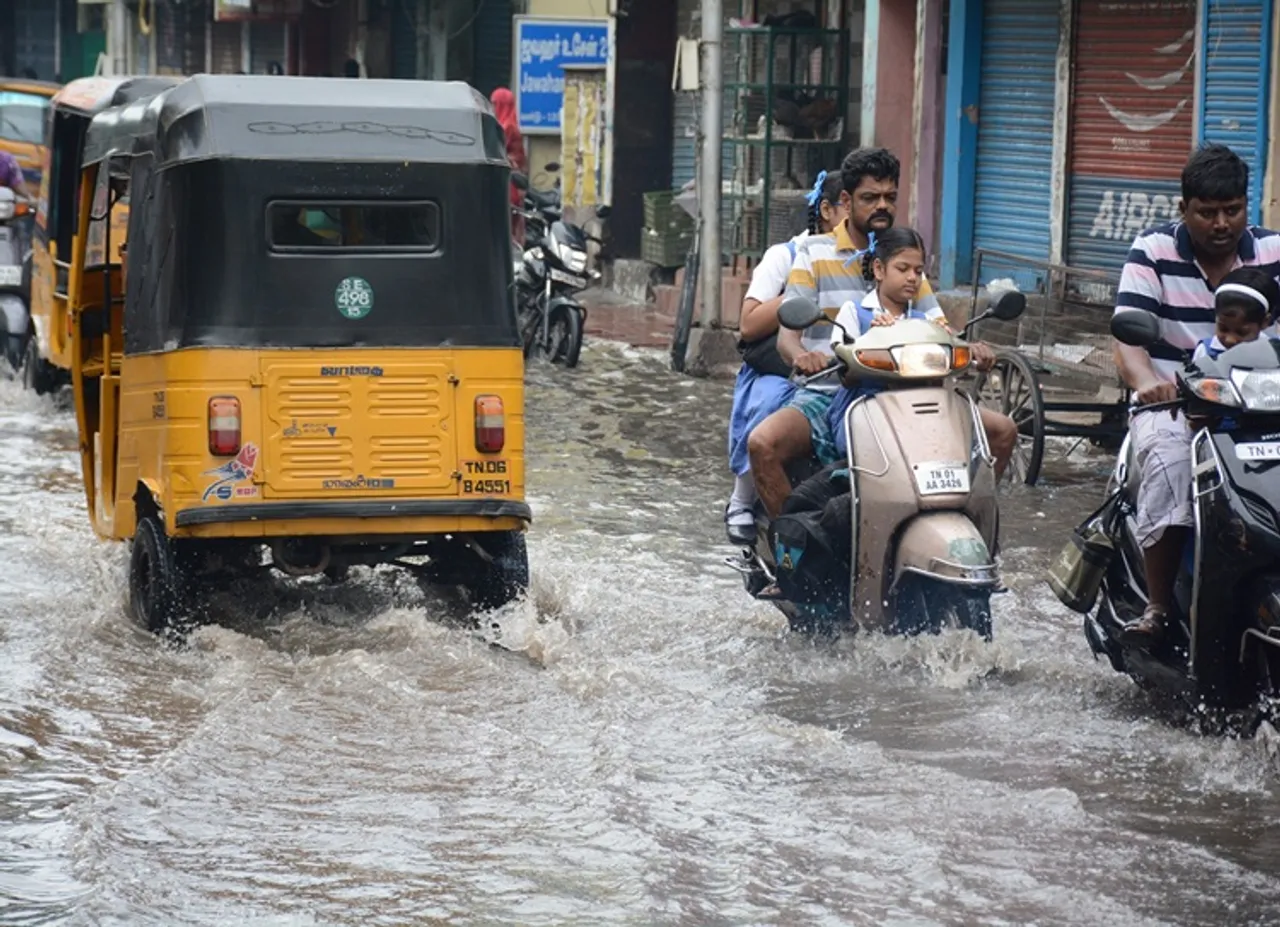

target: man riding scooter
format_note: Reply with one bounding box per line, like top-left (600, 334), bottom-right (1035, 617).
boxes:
top-left (747, 146), bottom-right (1016, 518)
top-left (1112, 144), bottom-right (1280, 645)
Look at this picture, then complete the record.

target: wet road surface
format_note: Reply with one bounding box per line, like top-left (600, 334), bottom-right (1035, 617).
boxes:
top-left (2, 342), bottom-right (1279, 925)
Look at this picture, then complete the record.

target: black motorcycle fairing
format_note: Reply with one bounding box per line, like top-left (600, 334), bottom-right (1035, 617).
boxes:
top-left (549, 220), bottom-right (587, 252)
top-left (1185, 429), bottom-right (1280, 698)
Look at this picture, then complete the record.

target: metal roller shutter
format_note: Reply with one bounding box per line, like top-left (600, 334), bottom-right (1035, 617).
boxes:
top-left (971, 0), bottom-right (1060, 270)
top-left (210, 20), bottom-right (243, 74)
top-left (1065, 0), bottom-right (1196, 273)
top-left (13, 0), bottom-right (57, 81)
top-left (1199, 0), bottom-right (1274, 224)
top-left (249, 21), bottom-right (286, 74)
top-left (392, 0), bottom-right (417, 79)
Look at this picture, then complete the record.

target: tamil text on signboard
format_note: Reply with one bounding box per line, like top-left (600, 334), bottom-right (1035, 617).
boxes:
top-left (513, 17), bottom-right (609, 135)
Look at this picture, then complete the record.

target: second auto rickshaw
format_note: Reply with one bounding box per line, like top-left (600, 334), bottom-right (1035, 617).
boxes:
top-left (71, 75), bottom-right (529, 631)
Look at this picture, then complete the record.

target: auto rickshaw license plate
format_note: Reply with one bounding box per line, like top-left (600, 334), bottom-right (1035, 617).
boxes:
top-left (914, 461), bottom-right (970, 496)
top-left (0, 266), bottom-right (20, 287)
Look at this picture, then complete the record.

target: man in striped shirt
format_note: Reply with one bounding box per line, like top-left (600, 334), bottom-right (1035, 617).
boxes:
top-left (1114, 144), bottom-right (1280, 644)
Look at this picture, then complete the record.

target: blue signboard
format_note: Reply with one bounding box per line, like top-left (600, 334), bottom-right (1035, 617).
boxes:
top-left (513, 17), bottom-right (609, 135)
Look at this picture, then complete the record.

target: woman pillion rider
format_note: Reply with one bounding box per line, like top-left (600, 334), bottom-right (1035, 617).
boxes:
top-left (724, 171), bottom-right (848, 545)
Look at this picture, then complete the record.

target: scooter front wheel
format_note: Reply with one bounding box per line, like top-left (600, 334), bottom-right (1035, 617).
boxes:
top-left (894, 575), bottom-right (993, 640)
top-left (548, 305), bottom-right (583, 368)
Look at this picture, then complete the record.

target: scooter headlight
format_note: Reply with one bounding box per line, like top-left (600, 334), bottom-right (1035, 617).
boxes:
top-left (890, 343), bottom-right (951, 378)
top-left (1230, 368), bottom-right (1280, 411)
top-left (0, 199), bottom-right (13, 221)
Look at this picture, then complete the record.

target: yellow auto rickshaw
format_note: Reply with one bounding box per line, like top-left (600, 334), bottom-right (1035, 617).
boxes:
top-left (0, 77), bottom-right (57, 193)
top-left (24, 75), bottom-right (178, 393)
top-left (72, 75), bottom-right (529, 632)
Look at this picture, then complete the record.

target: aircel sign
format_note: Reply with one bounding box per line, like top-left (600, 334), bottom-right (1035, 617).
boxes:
top-left (513, 16), bottom-right (609, 135)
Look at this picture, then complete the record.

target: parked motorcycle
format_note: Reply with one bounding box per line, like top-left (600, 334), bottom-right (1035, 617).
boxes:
top-left (1072, 309), bottom-right (1280, 730)
top-left (511, 167), bottom-right (608, 369)
top-left (0, 187), bottom-right (32, 371)
top-left (728, 290), bottom-right (1027, 637)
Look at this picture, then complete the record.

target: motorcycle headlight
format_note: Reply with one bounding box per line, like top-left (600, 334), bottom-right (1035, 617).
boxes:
top-left (1188, 376), bottom-right (1241, 407)
top-left (890, 343), bottom-right (951, 378)
top-left (552, 237), bottom-right (588, 273)
top-left (1230, 368), bottom-right (1280, 411)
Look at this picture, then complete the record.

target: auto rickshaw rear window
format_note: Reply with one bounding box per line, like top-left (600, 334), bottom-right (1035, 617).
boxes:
top-left (0, 91), bottom-right (49, 144)
top-left (267, 201), bottom-right (441, 253)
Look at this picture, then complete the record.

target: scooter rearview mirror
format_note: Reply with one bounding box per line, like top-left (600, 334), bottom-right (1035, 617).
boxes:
top-left (1111, 309), bottom-right (1161, 348)
top-left (990, 290), bottom-right (1026, 321)
top-left (778, 296), bottom-right (824, 331)
top-left (545, 161), bottom-right (562, 173)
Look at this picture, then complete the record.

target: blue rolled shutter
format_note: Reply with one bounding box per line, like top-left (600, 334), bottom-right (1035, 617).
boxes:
top-left (1199, 0), bottom-right (1274, 224)
top-left (971, 0), bottom-right (1060, 275)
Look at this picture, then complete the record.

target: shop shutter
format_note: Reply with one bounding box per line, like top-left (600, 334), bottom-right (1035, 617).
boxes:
top-left (183, 0), bottom-right (210, 74)
top-left (13, 0), bottom-right (58, 81)
top-left (472, 0), bottom-right (513, 98)
top-left (670, 0), bottom-right (700, 189)
top-left (1199, 0), bottom-right (1274, 224)
top-left (392, 0), bottom-right (417, 79)
top-left (1065, 0), bottom-right (1196, 273)
top-left (971, 0), bottom-right (1059, 275)
top-left (210, 20), bottom-right (243, 74)
top-left (249, 21), bottom-right (287, 74)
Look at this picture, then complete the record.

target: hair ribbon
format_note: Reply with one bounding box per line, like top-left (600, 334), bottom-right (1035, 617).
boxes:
top-left (805, 170), bottom-right (828, 207)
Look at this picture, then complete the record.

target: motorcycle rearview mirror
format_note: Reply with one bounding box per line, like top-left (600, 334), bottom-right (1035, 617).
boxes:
top-left (1111, 309), bottom-right (1161, 348)
top-left (511, 172), bottom-right (530, 191)
top-left (545, 161), bottom-right (561, 173)
top-left (778, 296), bottom-right (824, 331)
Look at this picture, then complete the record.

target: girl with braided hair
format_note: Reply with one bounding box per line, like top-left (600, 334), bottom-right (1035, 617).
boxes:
top-left (724, 170), bottom-right (846, 545)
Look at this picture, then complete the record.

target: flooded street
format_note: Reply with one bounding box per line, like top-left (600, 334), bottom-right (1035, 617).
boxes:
top-left (2, 342), bottom-right (1279, 926)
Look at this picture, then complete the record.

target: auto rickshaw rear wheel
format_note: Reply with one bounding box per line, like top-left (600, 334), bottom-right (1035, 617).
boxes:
top-left (129, 516), bottom-right (192, 635)
top-left (424, 531), bottom-right (530, 613)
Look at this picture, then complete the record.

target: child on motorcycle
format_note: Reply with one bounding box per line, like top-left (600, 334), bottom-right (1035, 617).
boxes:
top-left (725, 170), bottom-right (846, 545)
top-left (1193, 267), bottom-right (1280, 361)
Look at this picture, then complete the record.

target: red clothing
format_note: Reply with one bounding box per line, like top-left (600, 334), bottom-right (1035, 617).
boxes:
top-left (490, 87), bottom-right (526, 242)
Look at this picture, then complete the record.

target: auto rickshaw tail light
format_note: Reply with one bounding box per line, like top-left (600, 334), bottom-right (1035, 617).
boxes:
top-left (474, 395), bottom-right (505, 453)
top-left (208, 396), bottom-right (242, 456)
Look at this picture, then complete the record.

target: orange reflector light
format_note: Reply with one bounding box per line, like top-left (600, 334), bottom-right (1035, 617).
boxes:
top-left (475, 395), bottom-right (505, 453)
top-left (208, 396), bottom-right (242, 456)
top-left (952, 346), bottom-right (971, 369)
top-left (855, 348), bottom-right (897, 372)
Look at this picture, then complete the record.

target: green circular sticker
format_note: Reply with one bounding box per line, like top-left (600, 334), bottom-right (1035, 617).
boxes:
top-left (335, 276), bottom-right (374, 319)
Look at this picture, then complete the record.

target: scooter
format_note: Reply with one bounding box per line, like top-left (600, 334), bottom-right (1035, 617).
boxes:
top-left (728, 290), bottom-right (1027, 637)
top-left (0, 187), bottom-right (32, 371)
top-left (1079, 310), bottom-right (1280, 728)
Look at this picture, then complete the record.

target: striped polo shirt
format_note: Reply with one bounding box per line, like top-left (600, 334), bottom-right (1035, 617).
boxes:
top-left (785, 220), bottom-right (943, 391)
top-left (1115, 222), bottom-right (1280, 380)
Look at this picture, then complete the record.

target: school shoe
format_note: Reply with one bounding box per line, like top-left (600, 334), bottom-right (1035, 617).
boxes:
top-left (725, 502), bottom-right (756, 546)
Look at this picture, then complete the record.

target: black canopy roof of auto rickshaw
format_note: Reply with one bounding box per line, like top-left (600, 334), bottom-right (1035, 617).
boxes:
top-left (50, 75), bottom-right (181, 119)
top-left (81, 74), bottom-right (508, 168)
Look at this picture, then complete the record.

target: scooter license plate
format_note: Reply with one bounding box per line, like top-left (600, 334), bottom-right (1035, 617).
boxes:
top-left (1235, 442), bottom-right (1280, 461)
top-left (0, 266), bottom-right (20, 287)
top-left (549, 268), bottom-right (587, 288)
top-left (913, 461), bottom-right (970, 496)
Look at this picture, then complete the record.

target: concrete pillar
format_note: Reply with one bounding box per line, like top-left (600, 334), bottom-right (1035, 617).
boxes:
top-left (863, 0), bottom-right (919, 226)
top-left (911, 0), bottom-right (945, 262)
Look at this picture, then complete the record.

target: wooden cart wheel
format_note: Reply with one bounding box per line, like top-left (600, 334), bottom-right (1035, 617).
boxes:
top-left (972, 351), bottom-right (1046, 486)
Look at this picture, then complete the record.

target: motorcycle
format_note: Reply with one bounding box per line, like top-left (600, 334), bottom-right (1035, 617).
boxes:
top-left (511, 168), bottom-right (608, 369)
top-left (0, 187), bottom-right (32, 371)
top-left (1076, 309), bottom-right (1280, 729)
top-left (728, 290), bottom-right (1027, 637)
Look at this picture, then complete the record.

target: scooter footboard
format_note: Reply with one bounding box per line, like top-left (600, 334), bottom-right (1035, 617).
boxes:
top-left (891, 512), bottom-right (998, 589)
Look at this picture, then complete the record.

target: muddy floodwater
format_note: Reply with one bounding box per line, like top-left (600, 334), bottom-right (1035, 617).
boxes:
top-left (2, 343), bottom-right (1279, 926)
